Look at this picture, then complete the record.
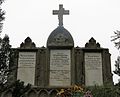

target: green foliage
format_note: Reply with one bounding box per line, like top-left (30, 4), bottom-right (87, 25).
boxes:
top-left (111, 30), bottom-right (120, 80)
top-left (86, 85), bottom-right (120, 97)
top-left (0, 35), bottom-right (13, 85)
top-left (114, 56), bottom-right (120, 76)
top-left (111, 30), bottom-right (120, 49)
top-left (0, 0), bottom-right (5, 33)
top-left (56, 85), bottom-right (120, 97)
top-left (12, 80), bottom-right (31, 97)
top-left (0, 80), bottom-right (31, 97)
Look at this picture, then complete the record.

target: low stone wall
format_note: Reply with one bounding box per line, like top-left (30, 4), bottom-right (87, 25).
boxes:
top-left (1, 87), bottom-right (59, 97)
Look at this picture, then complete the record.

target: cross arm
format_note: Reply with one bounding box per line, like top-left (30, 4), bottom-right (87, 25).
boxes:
top-left (63, 10), bottom-right (69, 15)
top-left (53, 10), bottom-right (59, 15)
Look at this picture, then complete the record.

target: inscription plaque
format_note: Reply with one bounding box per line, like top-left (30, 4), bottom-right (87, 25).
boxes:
top-left (50, 50), bottom-right (71, 86)
top-left (17, 52), bottom-right (36, 85)
top-left (85, 53), bottom-right (103, 86)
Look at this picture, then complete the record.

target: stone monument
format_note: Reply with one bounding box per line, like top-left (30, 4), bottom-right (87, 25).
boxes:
top-left (1, 4), bottom-right (113, 97)
top-left (47, 4), bottom-right (74, 87)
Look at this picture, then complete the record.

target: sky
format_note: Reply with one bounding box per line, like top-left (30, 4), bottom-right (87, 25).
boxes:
top-left (1, 0), bottom-right (120, 83)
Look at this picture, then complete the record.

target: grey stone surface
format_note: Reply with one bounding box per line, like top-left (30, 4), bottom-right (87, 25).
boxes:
top-left (12, 37), bottom-right (112, 88)
top-left (20, 37), bottom-right (36, 49)
top-left (17, 52), bottom-right (36, 85)
top-left (85, 53), bottom-right (103, 86)
top-left (53, 4), bottom-right (69, 26)
top-left (47, 26), bottom-right (74, 48)
top-left (49, 50), bottom-right (71, 86)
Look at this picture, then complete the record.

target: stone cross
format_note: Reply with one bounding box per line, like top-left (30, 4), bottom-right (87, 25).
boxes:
top-left (53, 4), bottom-right (69, 26)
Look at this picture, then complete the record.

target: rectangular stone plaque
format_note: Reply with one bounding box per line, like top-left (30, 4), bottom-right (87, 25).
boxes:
top-left (49, 50), bottom-right (71, 86)
top-left (85, 53), bottom-right (103, 86)
top-left (18, 52), bottom-right (36, 67)
top-left (17, 52), bottom-right (36, 85)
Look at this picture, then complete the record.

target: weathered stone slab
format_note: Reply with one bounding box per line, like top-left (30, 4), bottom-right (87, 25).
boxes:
top-left (49, 50), bottom-right (71, 86)
top-left (18, 52), bottom-right (36, 67)
top-left (85, 53), bottom-right (103, 86)
top-left (17, 52), bottom-right (36, 85)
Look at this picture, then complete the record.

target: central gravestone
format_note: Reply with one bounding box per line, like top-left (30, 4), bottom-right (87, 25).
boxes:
top-left (50, 50), bottom-right (71, 86)
top-left (47, 4), bottom-right (74, 87)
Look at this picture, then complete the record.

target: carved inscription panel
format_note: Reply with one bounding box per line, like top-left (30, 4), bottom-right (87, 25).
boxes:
top-left (85, 53), bottom-right (103, 86)
top-left (50, 50), bottom-right (71, 86)
top-left (17, 52), bottom-right (36, 85)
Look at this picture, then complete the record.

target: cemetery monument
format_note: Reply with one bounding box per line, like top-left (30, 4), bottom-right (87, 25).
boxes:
top-left (1, 4), bottom-right (113, 97)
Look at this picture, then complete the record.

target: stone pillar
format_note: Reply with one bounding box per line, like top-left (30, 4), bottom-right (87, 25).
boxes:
top-left (74, 47), bottom-right (84, 85)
